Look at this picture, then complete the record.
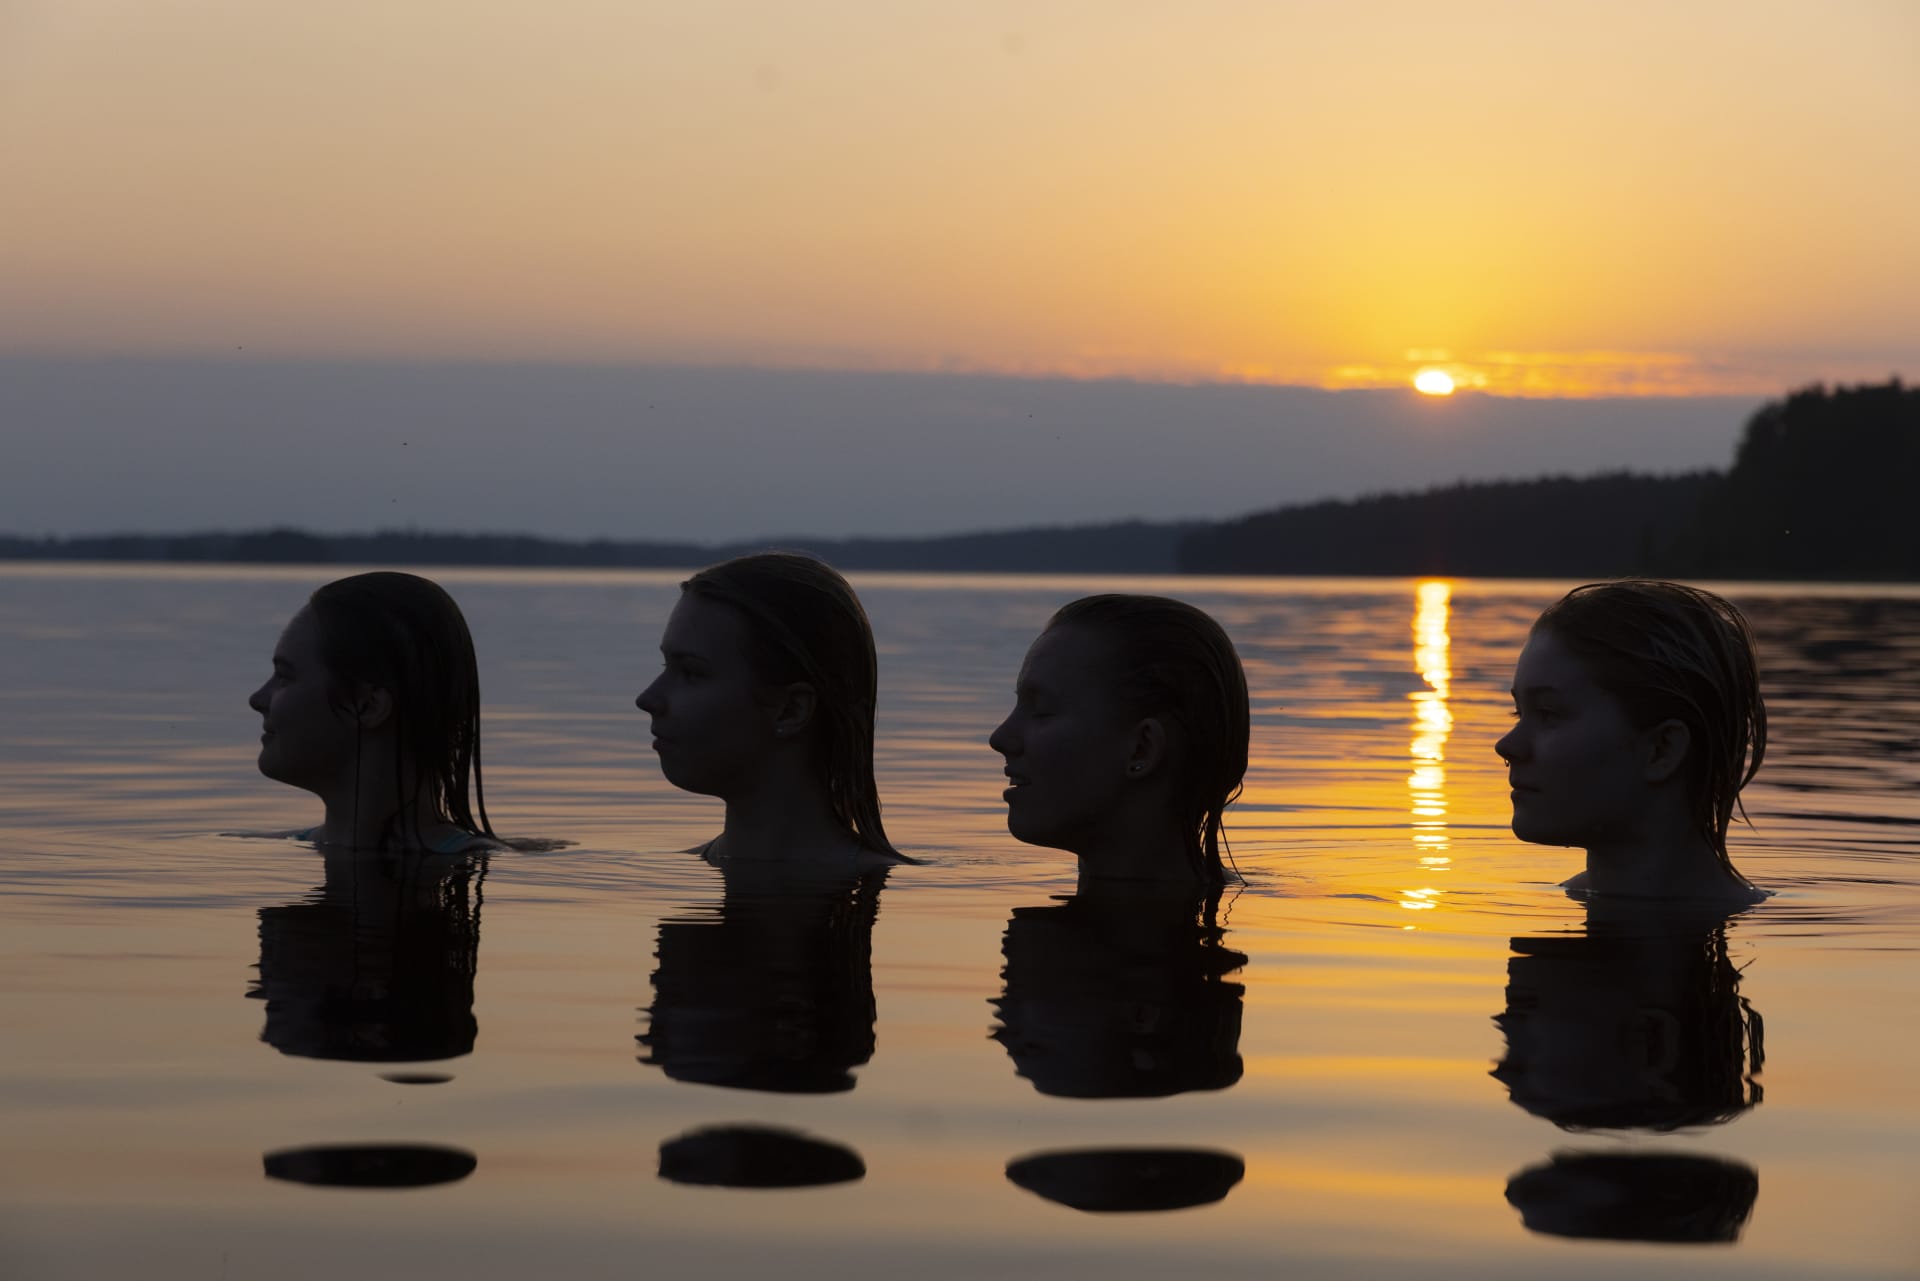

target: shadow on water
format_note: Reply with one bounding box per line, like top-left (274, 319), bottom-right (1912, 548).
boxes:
top-left (1005, 1148), bottom-right (1245, 1213)
top-left (658, 1125), bottom-right (866, 1190)
top-left (246, 849), bottom-right (487, 1063)
top-left (638, 859), bottom-right (889, 1094)
top-left (991, 885), bottom-right (1246, 1099)
top-left (1492, 901), bottom-right (1765, 1242)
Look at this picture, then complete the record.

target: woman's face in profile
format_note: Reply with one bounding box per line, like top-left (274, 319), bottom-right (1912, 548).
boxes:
top-left (989, 624), bottom-right (1135, 853)
top-left (637, 594), bottom-right (779, 797)
top-left (1495, 628), bottom-right (1651, 849)
top-left (247, 606), bottom-right (357, 791)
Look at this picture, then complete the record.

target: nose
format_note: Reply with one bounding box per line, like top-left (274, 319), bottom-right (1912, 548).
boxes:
top-left (1494, 723), bottom-right (1523, 763)
top-left (636, 674), bottom-right (665, 716)
top-left (248, 681), bottom-right (270, 716)
top-left (987, 711), bottom-right (1017, 758)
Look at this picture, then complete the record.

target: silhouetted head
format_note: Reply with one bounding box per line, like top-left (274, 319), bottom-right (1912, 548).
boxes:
top-left (989, 594), bottom-right (1248, 883)
top-left (1495, 580), bottom-right (1765, 872)
top-left (637, 552), bottom-right (893, 855)
top-left (248, 571), bottom-right (490, 842)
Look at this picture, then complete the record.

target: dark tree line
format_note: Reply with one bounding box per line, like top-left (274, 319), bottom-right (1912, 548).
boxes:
top-left (1180, 381), bottom-right (1917, 581)
top-left (1668, 381), bottom-right (1919, 579)
top-left (1178, 472), bottom-right (1717, 578)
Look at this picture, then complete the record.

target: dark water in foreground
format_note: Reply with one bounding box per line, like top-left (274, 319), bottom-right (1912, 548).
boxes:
top-left (1, 566), bottom-right (1916, 1279)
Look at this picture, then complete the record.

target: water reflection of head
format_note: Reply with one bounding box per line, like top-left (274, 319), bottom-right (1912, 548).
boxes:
top-left (1495, 580), bottom-right (1767, 902)
top-left (636, 552), bottom-right (900, 864)
top-left (989, 595), bottom-right (1249, 886)
top-left (1505, 1151), bottom-right (1759, 1244)
top-left (992, 886), bottom-right (1245, 1099)
top-left (1491, 906), bottom-right (1763, 1132)
top-left (639, 861), bottom-right (887, 1093)
top-left (247, 571), bottom-right (496, 853)
top-left (248, 848), bottom-right (486, 1063)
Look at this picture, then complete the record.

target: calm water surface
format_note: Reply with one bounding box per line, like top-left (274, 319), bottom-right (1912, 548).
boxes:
top-left (2, 565), bottom-right (1917, 1279)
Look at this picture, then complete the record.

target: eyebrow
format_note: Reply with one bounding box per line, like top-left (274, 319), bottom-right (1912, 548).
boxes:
top-left (1511, 684), bottom-right (1562, 699)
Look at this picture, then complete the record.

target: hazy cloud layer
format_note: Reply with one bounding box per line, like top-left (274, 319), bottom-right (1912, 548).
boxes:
top-left (1, 359), bottom-right (1755, 541)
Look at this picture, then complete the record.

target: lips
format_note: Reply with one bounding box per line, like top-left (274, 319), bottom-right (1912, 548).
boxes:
top-left (1002, 770), bottom-right (1029, 800)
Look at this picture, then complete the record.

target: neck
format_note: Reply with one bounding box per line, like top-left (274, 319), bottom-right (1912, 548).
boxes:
top-left (313, 748), bottom-right (452, 851)
top-left (712, 752), bottom-right (870, 863)
top-left (1073, 808), bottom-right (1206, 886)
top-left (1581, 827), bottom-right (1747, 901)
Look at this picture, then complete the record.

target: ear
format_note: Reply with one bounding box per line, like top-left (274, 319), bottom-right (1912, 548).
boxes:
top-left (1641, 717), bottom-right (1691, 784)
top-left (1123, 716), bottom-right (1169, 781)
top-left (770, 682), bottom-right (818, 741)
top-left (352, 685), bottom-right (395, 730)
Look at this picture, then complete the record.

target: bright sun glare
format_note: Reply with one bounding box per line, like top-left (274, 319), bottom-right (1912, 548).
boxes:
top-left (1413, 369), bottom-right (1456, 396)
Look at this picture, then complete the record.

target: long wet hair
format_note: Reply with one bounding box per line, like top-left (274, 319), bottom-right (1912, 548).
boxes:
top-left (681, 552), bottom-right (895, 857)
top-left (1045, 595), bottom-right (1250, 885)
top-left (307, 571), bottom-right (492, 846)
top-left (1533, 580), bottom-right (1765, 869)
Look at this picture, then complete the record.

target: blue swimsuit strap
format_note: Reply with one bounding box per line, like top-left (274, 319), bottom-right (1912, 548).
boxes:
top-left (291, 825), bottom-right (480, 852)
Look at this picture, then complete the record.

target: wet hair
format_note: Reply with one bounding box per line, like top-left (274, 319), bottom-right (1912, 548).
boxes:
top-left (306, 571), bottom-right (492, 845)
top-left (681, 552), bottom-right (894, 857)
top-left (1044, 595), bottom-right (1250, 884)
top-left (1533, 580), bottom-right (1765, 868)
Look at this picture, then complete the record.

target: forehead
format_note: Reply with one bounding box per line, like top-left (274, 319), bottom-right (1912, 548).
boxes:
top-left (1512, 627), bottom-right (1603, 693)
top-left (1019, 624), bottom-right (1114, 691)
top-left (274, 605), bottom-right (323, 659)
top-left (661, 592), bottom-right (757, 659)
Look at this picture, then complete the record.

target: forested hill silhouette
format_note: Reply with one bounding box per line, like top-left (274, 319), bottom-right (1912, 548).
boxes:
top-left (4, 382), bottom-right (1912, 580)
top-left (1178, 472), bottom-right (1715, 577)
top-left (1669, 380), bottom-right (1920, 579)
top-left (1181, 380), bottom-right (1918, 580)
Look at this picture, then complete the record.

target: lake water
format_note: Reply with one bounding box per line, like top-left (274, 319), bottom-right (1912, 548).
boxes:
top-left (2, 564), bottom-right (1916, 1279)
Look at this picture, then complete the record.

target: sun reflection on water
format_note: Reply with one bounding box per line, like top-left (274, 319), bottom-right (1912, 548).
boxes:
top-left (1404, 581), bottom-right (1453, 917)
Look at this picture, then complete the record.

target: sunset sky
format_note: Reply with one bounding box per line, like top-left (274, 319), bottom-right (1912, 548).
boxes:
top-left (5, 1), bottom-right (1916, 398)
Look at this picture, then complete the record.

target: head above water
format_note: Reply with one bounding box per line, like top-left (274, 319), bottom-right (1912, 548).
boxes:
top-left (1498, 579), bottom-right (1765, 872)
top-left (990, 594), bottom-right (1249, 884)
top-left (650, 552), bottom-right (893, 857)
top-left (250, 571), bottom-right (491, 843)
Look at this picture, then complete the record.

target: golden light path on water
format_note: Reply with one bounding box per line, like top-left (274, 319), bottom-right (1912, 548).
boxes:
top-left (1404, 580), bottom-right (1453, 922)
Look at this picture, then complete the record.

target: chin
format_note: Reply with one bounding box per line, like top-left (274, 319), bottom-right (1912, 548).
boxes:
top-left (1005, 808), bottom-right (1072, 854)
top-left (653, 758), bottom-right (723, 799)
top-left (1510, 814), bottom-right (1585, 849)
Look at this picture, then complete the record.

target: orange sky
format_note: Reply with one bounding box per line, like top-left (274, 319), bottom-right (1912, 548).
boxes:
top-left (2, 1), bottom-right (1915, 395)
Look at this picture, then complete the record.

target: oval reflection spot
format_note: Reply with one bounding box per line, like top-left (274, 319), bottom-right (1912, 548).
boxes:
top-left (1506, 1151), bottom-right (1759, 1243)
top-left (659, 1125), bottom-right (865, 1189)
top-left (263, 1143), bottom-right (477, 1189)
top-left (380, 1072), bottom-right (454, 1085)
top-left (1006, 1147), bottom-right (1244, 1213)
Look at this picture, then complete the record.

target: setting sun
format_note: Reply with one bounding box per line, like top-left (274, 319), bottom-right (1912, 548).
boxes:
top-left (1414, 369), bottom-right (1456, 396)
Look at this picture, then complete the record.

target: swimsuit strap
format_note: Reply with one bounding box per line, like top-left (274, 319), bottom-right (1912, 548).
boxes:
top-left (429, 828), bottom-right (483, 854)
